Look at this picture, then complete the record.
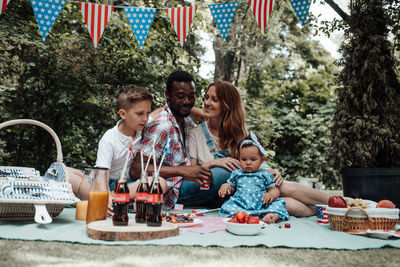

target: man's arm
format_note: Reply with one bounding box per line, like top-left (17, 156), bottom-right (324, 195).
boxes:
top-left (129, 154), bottom-right (212, 185)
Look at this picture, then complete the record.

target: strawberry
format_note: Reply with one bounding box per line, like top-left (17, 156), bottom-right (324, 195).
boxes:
top-left (248, 216), bottom-right (259, 224)
top-left (228, 217), bottom-right (239, 223)
top-left (284, 223), bottom-right (291, 228)
top-left (235, 211), bottom-right (249, 223)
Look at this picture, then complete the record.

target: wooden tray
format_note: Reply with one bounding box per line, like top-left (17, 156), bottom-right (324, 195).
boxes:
top-left (86, 219), bottom-right (179, 241)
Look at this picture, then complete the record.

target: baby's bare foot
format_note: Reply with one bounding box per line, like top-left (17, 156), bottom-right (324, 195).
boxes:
top-left (262, 213), bottom-right (279, 224)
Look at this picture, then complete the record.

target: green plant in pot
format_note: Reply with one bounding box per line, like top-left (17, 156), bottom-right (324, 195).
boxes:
top-left (330, 0), bottom-right (400, 207)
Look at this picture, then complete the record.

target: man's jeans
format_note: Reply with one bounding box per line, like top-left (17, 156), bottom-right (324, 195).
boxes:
top-left (177, 167), bottom-right (231, 207)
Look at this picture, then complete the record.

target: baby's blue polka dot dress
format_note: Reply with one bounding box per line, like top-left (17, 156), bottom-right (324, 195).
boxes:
top-left (219, 169), bottom-right (289, 220)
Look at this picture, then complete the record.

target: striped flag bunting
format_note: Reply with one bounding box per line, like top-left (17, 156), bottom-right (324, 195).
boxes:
top-left (208, 2), bottom-right (239, 40)
top-left (289, 0), bottom-right (311, 26)
top-left (30, 0), bottom-right (66, 40)
top-left (79, 2), bottom-right (114, 48)
top-left (0, 0), bottom-right (10, 15)
top-left (248, 0), bottom-right (276, 33)
top-left (123, 7), bottom-right (156, 47)
top-left (166, 6), bottom-right (198, 46)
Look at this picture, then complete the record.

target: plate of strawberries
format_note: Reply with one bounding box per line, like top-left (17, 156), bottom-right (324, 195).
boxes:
top-left (224, 211), bottom-right (264, 235)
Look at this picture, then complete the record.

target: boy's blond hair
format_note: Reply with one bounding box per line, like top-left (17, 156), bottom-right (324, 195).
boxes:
top-left (116, 85), bottom-right (153, 110)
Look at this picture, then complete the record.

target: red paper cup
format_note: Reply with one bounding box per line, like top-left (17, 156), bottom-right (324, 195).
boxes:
top-left (199, 179), bottom-right (210, 190)
top-left (316, 204), bottom-right (329, 224)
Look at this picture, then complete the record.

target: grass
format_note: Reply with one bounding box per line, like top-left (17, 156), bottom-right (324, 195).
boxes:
top-left (0, 239), bottom-right (399, 267)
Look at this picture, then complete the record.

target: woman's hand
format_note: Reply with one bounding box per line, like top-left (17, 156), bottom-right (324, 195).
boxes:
top-left (218, 183), bottom-right (234, 198)
top-left (211, 157), bottom-right (241, 172)
top-left (262, 192), bottom-right (275, 204)
top-left (265, 169), bottom-right (284, 186)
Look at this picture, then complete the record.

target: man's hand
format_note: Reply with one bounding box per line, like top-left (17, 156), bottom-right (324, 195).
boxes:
top-left (262, 192), bottom-right (274, 204)
top-left (218, 183), bottom-right (234, 198)
top-left (181, 165), bottom-right (212, 185)
top-left (190, 107), bottom-right (207, 122)
top-left (107, 192), bottom-right (114, 218)
top-left (265, 169), bottom-right (284, 187)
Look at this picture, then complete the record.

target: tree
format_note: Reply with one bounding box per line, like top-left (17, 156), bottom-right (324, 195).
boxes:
top-left (330, 0), bottom-right (400, 169)
top-left (211, 0), bottom-right (340, 187)
top-left (0, 0), bottom-right (207, 173)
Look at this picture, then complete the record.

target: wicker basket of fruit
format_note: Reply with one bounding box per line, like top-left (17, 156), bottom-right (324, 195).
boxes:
top-left (326, 197), bottom-right (399, 233)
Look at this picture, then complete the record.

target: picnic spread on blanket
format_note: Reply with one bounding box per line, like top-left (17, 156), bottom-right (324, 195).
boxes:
top-left (1, 119), bottom-right (400, 249)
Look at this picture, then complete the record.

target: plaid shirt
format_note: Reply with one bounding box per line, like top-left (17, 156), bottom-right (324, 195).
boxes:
top-left (135, 104), bottom-right (195, 210)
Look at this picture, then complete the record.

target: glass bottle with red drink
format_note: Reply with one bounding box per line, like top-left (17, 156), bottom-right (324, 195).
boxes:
top-left (135, 172), bottom-right (149, 223)
top-left (112, 175), bottom-right (130, 226)
top-left (146, 176), bottom-right (163, 227)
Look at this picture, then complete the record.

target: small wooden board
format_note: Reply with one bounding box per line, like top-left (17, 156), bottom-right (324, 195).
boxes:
top-left (86, 219), bottom-right (179, 241)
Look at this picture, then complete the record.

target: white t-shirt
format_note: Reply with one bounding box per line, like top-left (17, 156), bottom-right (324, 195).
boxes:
top-left (95, 120), bottom-right (141, 180)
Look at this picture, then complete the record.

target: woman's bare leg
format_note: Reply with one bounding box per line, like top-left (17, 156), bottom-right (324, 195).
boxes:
top-left (279, 181), bottom-right (329, 206)
top-left (284, 197), bottom-right (316, 217)
top-left (66, 167), bottom-right (91, 200)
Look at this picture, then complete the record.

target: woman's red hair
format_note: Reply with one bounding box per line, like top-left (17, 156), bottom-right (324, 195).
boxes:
top-left (208, 81), bottom-right (247, 159)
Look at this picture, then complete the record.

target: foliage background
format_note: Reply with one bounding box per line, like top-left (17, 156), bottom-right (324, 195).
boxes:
top-left (1, 0), bottom-right (399, 189)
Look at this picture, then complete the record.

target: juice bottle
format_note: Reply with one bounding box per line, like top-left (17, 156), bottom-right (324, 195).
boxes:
top-left (85, 167), bottom-right (109, 224)
top-left (86, 191), bottom-right (109, 224)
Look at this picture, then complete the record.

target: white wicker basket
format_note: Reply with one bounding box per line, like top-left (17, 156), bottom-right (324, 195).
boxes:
top-left (0, 119), bottom-right (79, 222)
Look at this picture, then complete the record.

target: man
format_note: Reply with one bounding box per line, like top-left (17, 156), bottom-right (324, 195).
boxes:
top-left (129, 70), bottom-right (214, 210)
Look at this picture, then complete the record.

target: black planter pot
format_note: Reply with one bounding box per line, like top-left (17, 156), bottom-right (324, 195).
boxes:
top-left (342, 168), bottom-right (400, 207)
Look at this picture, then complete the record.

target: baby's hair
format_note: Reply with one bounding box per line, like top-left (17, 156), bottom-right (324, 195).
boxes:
top-left (239, 135), bottom-right (266, 157)
top-left (116, 85), bottom-right (153, 110)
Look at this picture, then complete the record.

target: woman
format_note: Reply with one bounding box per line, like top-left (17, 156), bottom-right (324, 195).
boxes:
top-left (188, 81), bottom-right (329, 217)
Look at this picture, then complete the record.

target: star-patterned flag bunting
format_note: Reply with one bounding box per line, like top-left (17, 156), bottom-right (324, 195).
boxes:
top-left (1, 0), bottom-right (10, 15)
top-left (166, 6), bottom-right (198, 46)
top-left (248, 0), bottom-right (276, 33)
top-left (290, 0), bottom-right (311, 26)
top-left (208, 2), bottom-right (239, 40)
top-left (30, 0), bottom-right (66, 40)
top-left (123, 7), bottom-right (156, 47)
top-left (79, 2), bottom-right (114, 48)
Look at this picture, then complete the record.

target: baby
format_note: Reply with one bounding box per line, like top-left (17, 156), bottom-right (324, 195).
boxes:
top-left (218, 133), bottom-right (289, 223)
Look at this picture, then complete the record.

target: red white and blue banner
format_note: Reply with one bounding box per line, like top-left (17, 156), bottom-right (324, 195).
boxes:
top-left (123, 7), bottom-right (157, 47)
top-left (1, 1), bottom-right (315, 47)
top-left (290, 0), bottom-right (311, 26)
top-left (166, 6), bottom-right (198, 46)
top-left (208, 2), bottom-right (239, 40)
top-left (0, 0), bottom-right (10, 15)
top-left (79, 2), bottom-right (114, 48)
top-left (248, 0), bottom-right (275, 33)
top-left (30, 0), bottom-right (67, 40)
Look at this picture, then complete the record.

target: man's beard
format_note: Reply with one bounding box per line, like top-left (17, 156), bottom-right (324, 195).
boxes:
top-left (169, 102), bottom-right (192, 118)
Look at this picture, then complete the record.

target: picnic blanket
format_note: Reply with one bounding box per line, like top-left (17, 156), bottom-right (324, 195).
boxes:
top-left (1, 207), bottom-right (400, 249)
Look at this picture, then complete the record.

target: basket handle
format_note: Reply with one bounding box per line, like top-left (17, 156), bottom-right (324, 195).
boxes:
top-left (343, 207), bottom-right (373, 231)
top-left (0, 119), bottom-right (63, 163)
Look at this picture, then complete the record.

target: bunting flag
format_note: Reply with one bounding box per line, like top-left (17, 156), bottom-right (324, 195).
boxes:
top-left (248, 0), bottom-right (276, 33)
top-left (123, 7), bottom-right (156, 47)
top-left (30, 0), bottom-right (66, 40)
top-left (1, 0), bottom-right (10, 15)
top-left (290, 0), bottom-right (311, 26)
top-left (79, 2), bottom-right (114, 48)
top-left (166, 6), bottom-right (198, 46)
top-left (208, 2), bottom-right (239, 40)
